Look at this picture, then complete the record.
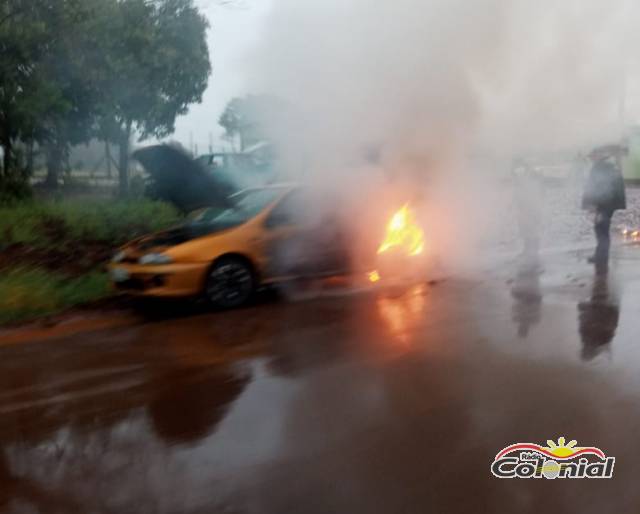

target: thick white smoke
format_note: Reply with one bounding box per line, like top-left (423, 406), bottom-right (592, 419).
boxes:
top-left (245, 0), bottom-right (640, 267)
top-left (251, 0), bottom-right (639, 165)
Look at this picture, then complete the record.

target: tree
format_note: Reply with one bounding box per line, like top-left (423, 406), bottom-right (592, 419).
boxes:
top-left (0, 0), bottom-right (50, 176)
top-left (218, 97), bottom-right (245, 151)
top-left (39, 0), bottom-right (109, 187)
top-left (219, 95), bottom-right (285, 152)
top-left (0, 0), bottom-right (104, 187)
top-left (0, 0), bottom-right (211, 196)
top-left (98, 0), bottom-right (211, 196)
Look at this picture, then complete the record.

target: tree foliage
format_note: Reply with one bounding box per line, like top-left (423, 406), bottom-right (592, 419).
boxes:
top-left (0, 0), bottom-right (211, 196)
top-left (219, 95), bottom-right (284, 151)
top-left (99, 0), bottom-right (211, 195)
top-left (0, 1), bottom-right (103, 178)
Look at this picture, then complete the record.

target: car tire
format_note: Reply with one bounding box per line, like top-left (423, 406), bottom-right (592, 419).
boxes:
top-left (204, 257), bottom-right (255, 309)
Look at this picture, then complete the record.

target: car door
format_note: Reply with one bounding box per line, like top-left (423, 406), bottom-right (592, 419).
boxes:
top-left (259, 190), bottom-right (308, 280)
top-left (261, 190), bottom-right (349, 279)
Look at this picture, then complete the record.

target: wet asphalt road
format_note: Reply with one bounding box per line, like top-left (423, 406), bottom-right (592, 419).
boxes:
top-left (2, 245), bottom-right (640, 513)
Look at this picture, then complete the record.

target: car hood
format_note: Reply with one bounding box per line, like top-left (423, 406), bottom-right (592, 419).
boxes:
top-left (135, 221), bottom-right (242, 252)
top-left (133, 145), bottom-right (238, 213)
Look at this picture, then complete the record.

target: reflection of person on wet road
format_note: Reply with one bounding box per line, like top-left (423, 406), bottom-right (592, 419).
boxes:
top-left (578, 275), bottom-right (620, 361)
top-left (582, 145), bottom-right (627, 274)
top-left (511, 264), bottom-right (543, 338)
top-left (513, 158), bottom-right (543, 263)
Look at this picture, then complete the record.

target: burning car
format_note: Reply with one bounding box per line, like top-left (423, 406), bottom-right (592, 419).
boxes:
top-left (109, 186), bottom-right (429, 308)
top-left (110, 145), bottom-right (430, 308)
top-left (109, 184), bottom-right (354, 308)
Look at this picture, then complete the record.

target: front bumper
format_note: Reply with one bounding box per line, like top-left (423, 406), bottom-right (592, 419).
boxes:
top-left (107, 262), bottom-right (209, 297)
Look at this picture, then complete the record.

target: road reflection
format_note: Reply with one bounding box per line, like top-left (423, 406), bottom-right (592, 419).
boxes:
top-left (0, 328), bottom-right (252, 512)
top-left (2, 266), bottom-right (638, 512)
top-left (510, 262), bottom-right (543, 339)
top-left (1, 444), bottom-right (85, 513)
top-left (376, 285), bottom-right (427, 347)
top-left (147, 367), bottom-right (250, 446)
top-left (578, 274), bottom-right (621, 361)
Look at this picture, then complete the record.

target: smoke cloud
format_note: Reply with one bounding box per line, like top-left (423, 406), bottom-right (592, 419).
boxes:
top-left (244, 0), bottom-right (640, 267)
top-left (251, 0), bottom-right (639, 164)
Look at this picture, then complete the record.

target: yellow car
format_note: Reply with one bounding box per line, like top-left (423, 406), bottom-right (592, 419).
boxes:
top-left (109, 184), bottom-right (351, 308)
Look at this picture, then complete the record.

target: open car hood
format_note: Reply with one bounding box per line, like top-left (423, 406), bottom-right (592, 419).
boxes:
top-left (133, 145), bottom-right (238, 213)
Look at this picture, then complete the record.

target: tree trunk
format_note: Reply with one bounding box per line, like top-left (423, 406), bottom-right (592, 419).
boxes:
top-left (0, 113), bottom-right (12, 177)
top-left (118, 120), bottom-right (132, 197)
top-left (1, 137), bottom-right (12, 177)
top-left (45, 141), bottom-right (63, 189)
top-left (26, 140), bottom-right (34, 177)
top-left (105, 140), bottom-right (112, 179)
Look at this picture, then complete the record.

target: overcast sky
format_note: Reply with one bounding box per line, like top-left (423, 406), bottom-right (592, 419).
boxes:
top-left (171, 0), bottom-right (272, 153)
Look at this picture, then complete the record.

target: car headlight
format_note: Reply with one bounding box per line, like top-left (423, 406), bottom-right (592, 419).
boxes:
top-left (112, 250), bottom-right (126, 263)
top-left (138, 253), bottom-right (173, 265)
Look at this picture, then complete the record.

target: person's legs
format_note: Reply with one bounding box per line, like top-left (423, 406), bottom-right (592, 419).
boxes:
top-left (594, 209), bottom-right (613, 271)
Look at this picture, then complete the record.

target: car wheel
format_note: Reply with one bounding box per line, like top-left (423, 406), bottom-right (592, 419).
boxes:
top-left (205, 257), bottom-right (254, 309)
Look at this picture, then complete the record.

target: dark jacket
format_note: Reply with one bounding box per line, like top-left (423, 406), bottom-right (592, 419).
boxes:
top-left (582, 160), bottom-right (626, 212)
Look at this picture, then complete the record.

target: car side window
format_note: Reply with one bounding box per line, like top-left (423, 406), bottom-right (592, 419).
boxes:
top-left (265, 191), bottom-right (304, 228)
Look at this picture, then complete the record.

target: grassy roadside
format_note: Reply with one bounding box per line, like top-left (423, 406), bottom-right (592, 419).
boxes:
top-left (0, 199), bottom-right (181, 325)
top-left (0, 199), bottom-right (180, 247)
top-left (0, 269), bottom-right (110, 324)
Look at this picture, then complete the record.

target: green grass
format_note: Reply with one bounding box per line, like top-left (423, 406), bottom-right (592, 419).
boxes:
top-left (0, 198), bottom-right (182, 324)
top-left (0, 268), bottom-right (110, 324)
top-left (0, 198), bottom-right (181, 247)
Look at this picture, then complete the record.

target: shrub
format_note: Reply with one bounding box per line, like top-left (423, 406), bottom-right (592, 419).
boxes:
top-left (0, 268), bottom-right (110, 324)
top-left (0, 198), bottom-right (182, 323)
top-left (0, 198), bottom-right (181, 247)
top-left (0, 176), bottom-right (33, 205)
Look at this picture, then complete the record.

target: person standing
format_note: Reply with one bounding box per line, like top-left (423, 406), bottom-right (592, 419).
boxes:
top-left (582, 145), bottom-right (627, 272)
top-left (513, 158), bottom-right (543, 263)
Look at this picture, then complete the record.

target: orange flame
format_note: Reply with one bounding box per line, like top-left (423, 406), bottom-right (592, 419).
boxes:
top-left (377, 204), bottom-right (425, 257)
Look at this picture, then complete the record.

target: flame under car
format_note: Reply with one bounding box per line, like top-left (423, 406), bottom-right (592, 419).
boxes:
top-left (369, 203), bottom-right (428, 283)
top-left (108, 185), bottom-right (354, 308)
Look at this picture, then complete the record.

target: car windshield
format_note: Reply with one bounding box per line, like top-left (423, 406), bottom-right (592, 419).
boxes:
top-left (186, 188), bottom-right (284, 228)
